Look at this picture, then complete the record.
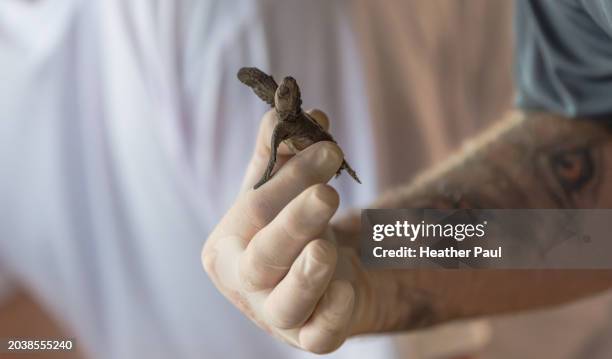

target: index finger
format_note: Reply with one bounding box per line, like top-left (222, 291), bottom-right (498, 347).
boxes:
top-left (241, 109), bottom-right (330, 192)
top-left (213, 140), bottom-right (343, 244)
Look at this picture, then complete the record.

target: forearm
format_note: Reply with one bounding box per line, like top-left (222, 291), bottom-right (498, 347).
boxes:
top-left (347, 111), bottom-right (612, 334)
top-left (375, 111), bottom-right (612, 210)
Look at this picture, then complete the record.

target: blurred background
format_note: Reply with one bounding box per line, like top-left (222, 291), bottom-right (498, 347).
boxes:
top-left (1, 1), bottom-right (611, 359)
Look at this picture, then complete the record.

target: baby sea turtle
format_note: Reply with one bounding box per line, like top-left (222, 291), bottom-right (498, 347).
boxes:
top-left (238, 67), bottom-right (361, 189)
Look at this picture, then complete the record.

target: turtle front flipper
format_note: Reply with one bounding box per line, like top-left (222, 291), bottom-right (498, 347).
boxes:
top-left (237, 67), bottom-right (278, 107)
top-left (253, 121), bottom-right (292, 189)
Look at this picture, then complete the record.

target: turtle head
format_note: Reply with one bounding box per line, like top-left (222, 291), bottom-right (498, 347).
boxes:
top-left (275, 76), bottom-right (302, 120)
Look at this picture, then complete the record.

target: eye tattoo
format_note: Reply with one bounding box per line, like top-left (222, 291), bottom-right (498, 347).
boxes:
top-left (549, 147), bottom-right (594, 194)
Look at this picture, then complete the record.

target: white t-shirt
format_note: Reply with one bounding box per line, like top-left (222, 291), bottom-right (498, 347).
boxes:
top-left (0, 1), bottom-right (491, 358)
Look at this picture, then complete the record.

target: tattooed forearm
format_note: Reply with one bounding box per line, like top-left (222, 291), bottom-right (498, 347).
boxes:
top-left (355, 111), bottom-right (612, 333)
top-left (373, 111), bottom-right (612, 210)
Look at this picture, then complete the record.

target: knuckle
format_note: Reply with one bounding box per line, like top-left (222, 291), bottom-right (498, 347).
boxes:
top-left (251, 240), bottom-right (290, 272)
top-left (243, 193), bottom-right (274, 231)
top-left (238, 252), bottom-right (267, 291)
top-left (306, 239), bottom-right (337, 265)
top-left (293, 273), bottom-right (317, 291)
top-left (239, 248), bottom-right (288, 291)
top-left (282, 152), bottom-right (328, 185)
top-left (319, 142), bottom-right (343, 165)
top-left (281, 210), bottom-right (313, 244)
top-left (265, 302), bottom-right (298, 329)
top-left (275, 185), bottom-right (338, 247)
top-left (292, 241), bottom-right (337, 290)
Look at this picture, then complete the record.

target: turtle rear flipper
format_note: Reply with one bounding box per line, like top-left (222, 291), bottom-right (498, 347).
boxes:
top-left (338, 160), bottom-right (361, 184)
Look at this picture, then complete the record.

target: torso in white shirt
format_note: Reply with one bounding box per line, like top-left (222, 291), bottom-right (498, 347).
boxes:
top-left (0, 1), bottom-right (485, 358)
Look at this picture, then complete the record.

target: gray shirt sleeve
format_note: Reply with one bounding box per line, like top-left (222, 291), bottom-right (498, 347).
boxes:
top-left (515, 0), bottom-right (612, 118)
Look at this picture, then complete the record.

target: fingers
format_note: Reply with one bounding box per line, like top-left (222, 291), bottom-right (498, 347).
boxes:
top-left (239, 184), bottom-right (339, 291)
top-left (241, 109), bottom-right (330, 191)
top-left (299, 280), bottom-right (355, 354)
top-left (219, 141), bottom-right (343, 242)
top-left (264, 239), bottom-right (337, 329)
top-left (206, 107), bottom-right (352, 353)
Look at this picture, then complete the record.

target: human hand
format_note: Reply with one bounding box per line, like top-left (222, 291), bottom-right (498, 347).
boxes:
top-left (202, 109), bottom-right (374, 353)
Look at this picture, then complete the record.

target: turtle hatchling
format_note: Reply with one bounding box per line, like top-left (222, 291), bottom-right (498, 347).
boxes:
top-left (237, 67), bottom-right (361, 189)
